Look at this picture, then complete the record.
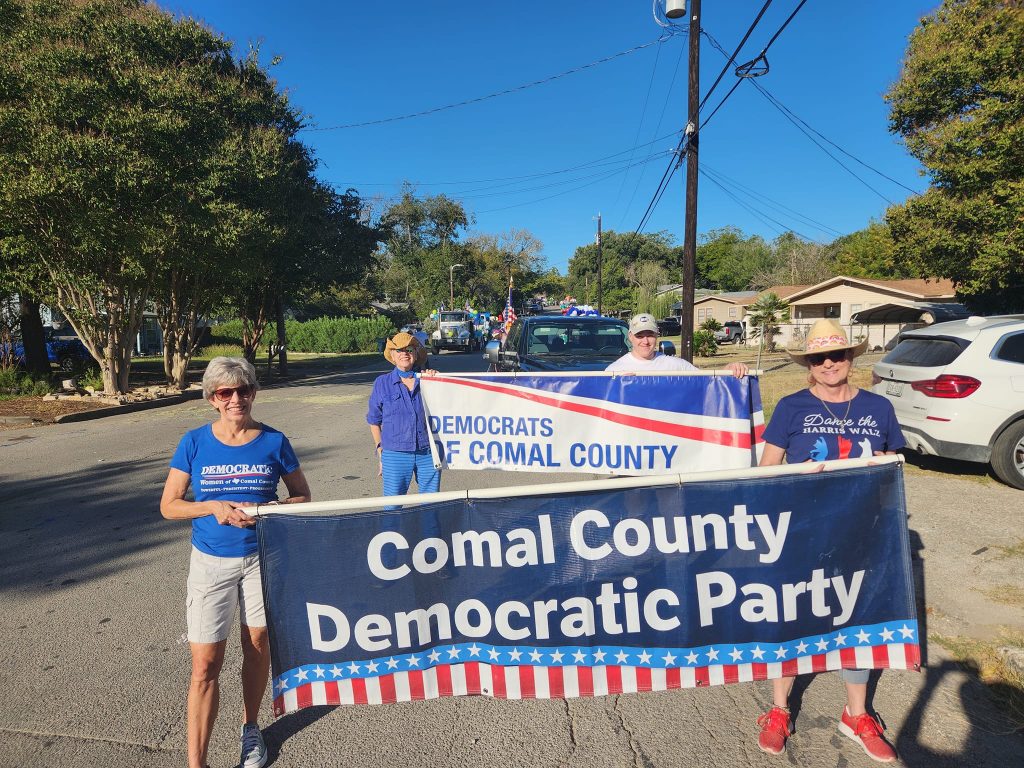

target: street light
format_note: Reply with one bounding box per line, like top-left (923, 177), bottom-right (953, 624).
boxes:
top-left (449, 263), bottom-right (464, 308)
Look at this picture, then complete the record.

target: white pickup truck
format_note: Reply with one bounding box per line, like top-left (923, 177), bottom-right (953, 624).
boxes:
top-left (431, 311), bottom-right (478, 353)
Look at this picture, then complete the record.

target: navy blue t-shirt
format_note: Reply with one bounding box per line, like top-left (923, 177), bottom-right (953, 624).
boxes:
top-left (170, 423), bottom-right (300, 557)
top-left (763, 388), bottom-right (905, 462)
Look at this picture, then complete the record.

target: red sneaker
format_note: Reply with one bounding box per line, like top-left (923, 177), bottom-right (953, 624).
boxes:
top-left (839, 707), bottom-right (898, 763)
top-left (756, 706), bottom-right (791, 755)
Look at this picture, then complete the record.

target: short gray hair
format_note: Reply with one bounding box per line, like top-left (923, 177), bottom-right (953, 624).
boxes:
top-left (202, 356), bottom-right (258, 400)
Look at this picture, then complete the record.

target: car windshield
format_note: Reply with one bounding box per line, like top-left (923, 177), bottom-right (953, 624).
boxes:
top-left (525, 322), bottom-right (629, 357)
top-left (439, 313), bottom-right (466, 323)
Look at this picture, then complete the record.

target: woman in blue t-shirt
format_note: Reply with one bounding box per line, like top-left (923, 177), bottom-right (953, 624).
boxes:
top-left (755, 320), bottom-right (904, 764)
top-left (160, 357), bottom-right (310, 768)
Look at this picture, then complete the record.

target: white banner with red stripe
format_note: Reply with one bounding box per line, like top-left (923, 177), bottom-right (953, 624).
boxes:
top-left (420, 372), bottom-right (764, 475)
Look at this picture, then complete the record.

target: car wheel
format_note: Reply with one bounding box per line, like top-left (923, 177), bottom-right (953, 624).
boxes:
top-left (991, 420), bottom-right (1024, 490)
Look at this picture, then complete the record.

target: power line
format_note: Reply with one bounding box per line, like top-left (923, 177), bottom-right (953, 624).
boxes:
top-left (321, 129), bottom-right (681, 192)
top-left (632, 0), bottom-right (779, 236)
top-left (701, 163), bottom-right (843, 237)
top-left (304, 31), bottom-right (685, 132)
top-left (751, 83), bottom-right (919, 195)
top-left (609, 30), bottom-right (669, 214)
top-left (700, 168), bottom-right (815, 241)
top-left (474, 153), bottom-right (668, 214)
top-left (702, 29), bottom-right (917, 201)
top-left (618, 29), bottom-right (689, 228)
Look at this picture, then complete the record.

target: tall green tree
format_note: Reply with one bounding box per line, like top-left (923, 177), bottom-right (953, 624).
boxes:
top-left (567, 230), bottom-right (679, 313)
top-left (824, 221), bottom-right (913, 279)
top-left (885, 0), bottom-right (1024, 312)
top-left (696, 227), bottom-right (773, 291)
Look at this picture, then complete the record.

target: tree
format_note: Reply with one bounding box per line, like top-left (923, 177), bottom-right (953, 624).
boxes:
top-left (824, 220), bottom-right (915, 279)
top-left (746, 292), bottom-right (791, 353)
top-left (696, 227), bottom-right (773, 291)
top-left (885, 0), bottom-right (1024, 313)
top-left (0, 0), bottom-right (280, 391)
top-left (751, 233), bottom-right (833, 290)
top-left (567, 231), bottom-right (679, 313)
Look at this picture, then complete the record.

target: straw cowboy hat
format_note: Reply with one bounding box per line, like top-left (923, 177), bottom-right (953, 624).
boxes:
top-left (383, 331), bottom-right (428, 367)
top-left (788, 318), bottom-right (868, 365)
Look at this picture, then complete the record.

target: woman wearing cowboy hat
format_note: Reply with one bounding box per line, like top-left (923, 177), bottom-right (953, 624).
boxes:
top-left (366, 331), bottom-right (440, 497)
top-left (755, 319), bottom-right (904, 763)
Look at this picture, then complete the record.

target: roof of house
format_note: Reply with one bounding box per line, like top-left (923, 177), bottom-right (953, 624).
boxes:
top-left (693, 291), bottom-right (759, 305)
top-left (785, 276), bottom-right (956, 302)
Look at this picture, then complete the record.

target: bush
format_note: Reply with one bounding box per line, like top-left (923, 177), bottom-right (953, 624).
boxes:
top-left (205, 317), bottom-right (395, 355)
top-left (0, 366), bottom-right (54, 397)
top-left (701, 318), bottom-right (723, 332)
top-left (198, 343), bottom-right (244, 359)
top-left (284, 316), bottom-right (396, 353)
top-left (693, 329), bottom-right (718, 358)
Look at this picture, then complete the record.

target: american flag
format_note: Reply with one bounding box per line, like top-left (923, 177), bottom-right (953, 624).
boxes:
top-left (503, 276), bottom-right (516, 332)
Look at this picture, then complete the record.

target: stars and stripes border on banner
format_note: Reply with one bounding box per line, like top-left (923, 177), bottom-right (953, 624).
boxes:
top-left (271, 621), bottom-right (920, 714)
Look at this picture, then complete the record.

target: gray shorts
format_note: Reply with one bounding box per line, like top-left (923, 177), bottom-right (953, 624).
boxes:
top-left (186, 546), bottom-right (265, 644)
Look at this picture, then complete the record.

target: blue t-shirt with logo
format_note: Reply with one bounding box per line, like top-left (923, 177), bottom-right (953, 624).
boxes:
top-left (170, 423), bottom-right (300, 557)
top-left (763, 389), bottom-right (905, 462)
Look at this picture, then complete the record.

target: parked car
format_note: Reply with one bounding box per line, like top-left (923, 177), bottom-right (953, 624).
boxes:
top-left (656, 316), bottom-right (681, 336)
top-left (714, 321), bottom-right (745, 344)
top-left (2, 328), bottom-right (91, 372)
top-left (484, 315), bottom-right (630, 372)
top-left (870, 315), bottom-right (1024, 490)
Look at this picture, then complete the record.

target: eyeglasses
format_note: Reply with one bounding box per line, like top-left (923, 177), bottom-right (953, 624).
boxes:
top-left (392, 347), bottom-right (416, 355)
top-left (806, 349), bottom-right (850, 366)
top-left (213, 386), bottom-right (254, 402)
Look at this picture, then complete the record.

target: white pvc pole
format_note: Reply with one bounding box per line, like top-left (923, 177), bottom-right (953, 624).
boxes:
top-left (252, 455), bottom-right (902, 517)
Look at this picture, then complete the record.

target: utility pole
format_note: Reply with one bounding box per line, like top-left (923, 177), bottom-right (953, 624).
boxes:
top-left (595, 212), bottom-right (603, 315)
top-left (680, 0), bottom-right (701, 362)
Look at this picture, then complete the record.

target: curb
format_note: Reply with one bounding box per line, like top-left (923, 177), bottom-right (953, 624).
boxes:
top-left (53, 390), bottom-right (205, 423)
top-left (0, 415), bottom-right (34, 425)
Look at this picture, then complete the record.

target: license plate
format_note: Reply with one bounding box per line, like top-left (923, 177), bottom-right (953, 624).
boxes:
top-left (886, 381), bottom-right (904, 397)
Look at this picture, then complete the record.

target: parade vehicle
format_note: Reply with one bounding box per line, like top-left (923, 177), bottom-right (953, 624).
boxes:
top-left (484, 315), bottom-right (633, 372)
top-left (871, 315), bottom-right (1024, 490)
top-left (431, 311), bottom-right (479, 353)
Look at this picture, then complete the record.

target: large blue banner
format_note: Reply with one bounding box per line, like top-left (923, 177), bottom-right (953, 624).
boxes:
top-left (259, 461), bottom-right (919, 715)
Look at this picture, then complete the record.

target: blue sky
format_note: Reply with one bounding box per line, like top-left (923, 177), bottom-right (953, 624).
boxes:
top-left (163, 1), bottom-right (937, 274)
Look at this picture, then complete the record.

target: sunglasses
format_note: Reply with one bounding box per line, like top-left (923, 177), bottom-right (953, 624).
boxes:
top-left (392, 347), bottom-right (417, 355)
top-left (213, 386), bottom-right (254, 402)
top-left (806, 349), bottom-right (850, 366)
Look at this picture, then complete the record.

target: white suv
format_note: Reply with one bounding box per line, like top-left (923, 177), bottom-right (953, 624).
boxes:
top-left (871, 315), bottom-right (1024, 489)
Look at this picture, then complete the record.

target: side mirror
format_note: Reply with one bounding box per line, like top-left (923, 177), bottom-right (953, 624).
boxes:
top-left (658, 340), bottom-right (676, 357)
top-left (483, 340), bottom-right (501, 364)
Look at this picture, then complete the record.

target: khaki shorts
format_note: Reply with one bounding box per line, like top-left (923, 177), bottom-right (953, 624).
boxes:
top-left (186, 546), bottom-right (265, 644)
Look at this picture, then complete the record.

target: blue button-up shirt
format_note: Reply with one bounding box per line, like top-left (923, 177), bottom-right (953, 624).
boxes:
top-left (366, 369), bottom-right (431, 452)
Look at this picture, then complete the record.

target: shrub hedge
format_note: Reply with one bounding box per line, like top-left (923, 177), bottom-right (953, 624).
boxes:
top-left (206, 317), bottom-right (396, 354)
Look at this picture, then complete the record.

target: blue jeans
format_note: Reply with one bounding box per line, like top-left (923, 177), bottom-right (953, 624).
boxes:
top-left (381, 448), bottom-right (441, 499)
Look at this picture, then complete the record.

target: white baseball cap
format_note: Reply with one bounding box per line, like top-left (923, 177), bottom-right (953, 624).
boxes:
top-left (629, 313), bottom-right (659, 334)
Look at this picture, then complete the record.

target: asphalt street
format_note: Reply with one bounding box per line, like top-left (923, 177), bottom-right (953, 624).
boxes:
top-left (2, 350), bottom-right (1022, 768)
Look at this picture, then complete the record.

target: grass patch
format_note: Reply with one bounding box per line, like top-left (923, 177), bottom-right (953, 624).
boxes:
top-left (976, 585), bottom-right (1024, 608)
top-left (931, 631), bottom-right (1024, 731)
top-left (994, 540), bottom-right (1024, 560)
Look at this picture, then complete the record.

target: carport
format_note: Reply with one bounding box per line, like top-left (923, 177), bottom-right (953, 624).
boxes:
top-left (851, 301), bottom-right (971, 350)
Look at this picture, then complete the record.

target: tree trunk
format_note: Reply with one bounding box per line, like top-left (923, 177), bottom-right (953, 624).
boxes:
top-left (18, 297), bottom-right (50, 376)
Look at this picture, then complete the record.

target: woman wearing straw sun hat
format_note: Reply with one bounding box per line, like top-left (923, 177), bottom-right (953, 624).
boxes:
top-left (754, 319), bottom-right (905, 762)
top-left (366, 331), bottom-right (441, 497)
